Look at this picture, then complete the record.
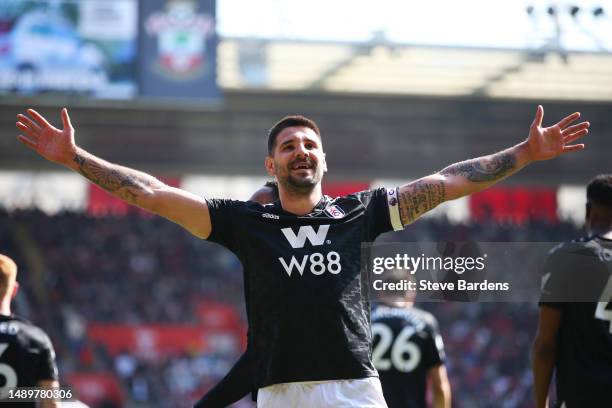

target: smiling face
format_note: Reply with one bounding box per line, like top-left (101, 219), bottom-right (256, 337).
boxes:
top-left (265, 126), bottom-right (327, 194)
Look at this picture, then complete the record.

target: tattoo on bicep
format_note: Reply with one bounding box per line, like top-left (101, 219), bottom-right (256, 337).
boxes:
top-left (399, 180), bottom-right (446, 225)
top-left (441, 152), bottom-right (516, 182)
top-left (73, 153), bottom-right (156, 204)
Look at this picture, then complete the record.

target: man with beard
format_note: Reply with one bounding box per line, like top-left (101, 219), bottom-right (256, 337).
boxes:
top-left (16, 107), bottom-right (588, 407)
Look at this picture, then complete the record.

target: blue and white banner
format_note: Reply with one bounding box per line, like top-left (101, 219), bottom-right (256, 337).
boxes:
top-left (0, 0), bottom-right (138, 98)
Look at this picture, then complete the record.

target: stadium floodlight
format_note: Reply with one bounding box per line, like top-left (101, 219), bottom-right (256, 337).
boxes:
top-left (569, 6), bottom-right (580, 18)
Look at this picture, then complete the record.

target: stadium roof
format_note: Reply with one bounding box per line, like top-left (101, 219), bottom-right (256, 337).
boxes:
top-left (218, 38), bottom-right (612, 101)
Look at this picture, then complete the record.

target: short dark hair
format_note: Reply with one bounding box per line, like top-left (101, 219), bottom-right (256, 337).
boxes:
top-left (267, 115), bottom-right (321, 154)
top-left (587, 174), bottom-right (612, 207)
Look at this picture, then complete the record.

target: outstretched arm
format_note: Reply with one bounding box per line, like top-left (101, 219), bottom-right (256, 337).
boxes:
top-left (16, 108), bottom-right (212, 238)
top-left (397, 106), bottom-right (589, 225)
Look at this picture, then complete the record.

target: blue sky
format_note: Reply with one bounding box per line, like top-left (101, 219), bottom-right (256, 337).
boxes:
top-left (218, 0), bottom-right (612, 51)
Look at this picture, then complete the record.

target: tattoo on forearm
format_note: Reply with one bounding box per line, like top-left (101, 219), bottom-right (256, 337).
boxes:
top-left (73, 153), bottom-right (160, 204)
top-left (399, 180), bottom-right (446, 225)
top-left (73, 154), bottom-right (85, 168)
top-left (440, 152), bottom-right (516, 183)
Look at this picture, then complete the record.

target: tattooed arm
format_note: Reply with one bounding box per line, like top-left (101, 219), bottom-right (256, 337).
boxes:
top-left (71, 149), bottom-right (162, 206)
top-left (397, 106), bottom-right (589, 226)
top-left (397, 146), bottom-right (522, 225)
top-left (16, 108), bottom-right (212, 238)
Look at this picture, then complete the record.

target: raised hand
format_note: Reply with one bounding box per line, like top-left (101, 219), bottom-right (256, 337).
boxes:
top-left (526, 105), bottom-right (589, 161)
top-left (16, 108), bottom-right (76, 165)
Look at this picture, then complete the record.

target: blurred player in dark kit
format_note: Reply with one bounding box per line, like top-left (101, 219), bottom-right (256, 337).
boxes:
top-left (372, 269), bottom-right (451, 408)
top-left (0, 254), bottom-right (61, 408)
top-left (16, 106), bottom-right (588, 407)
top-left (533, 174), bottom-right (612, 408)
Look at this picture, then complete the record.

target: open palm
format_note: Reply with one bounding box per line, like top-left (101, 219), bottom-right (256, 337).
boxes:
top-left (16, 108), bottom-right (76, 165)
top-left (527, 105), bottom-right (589, 161)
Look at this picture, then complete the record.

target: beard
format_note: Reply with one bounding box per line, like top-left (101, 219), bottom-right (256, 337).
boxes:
top-left (277, 159), bottom-right (325, 194)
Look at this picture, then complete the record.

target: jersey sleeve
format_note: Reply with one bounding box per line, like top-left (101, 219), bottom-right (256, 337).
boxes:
top-left (36, 332), bottom-right (59, 381)
top-left (352, 187), bottom-right (403, 240)
top-left (539, 242), bottom-right (605, 308)
top-left (205, 199), bottom-right (246, 251)
top-left (422, 315), bottom-right (446, 369)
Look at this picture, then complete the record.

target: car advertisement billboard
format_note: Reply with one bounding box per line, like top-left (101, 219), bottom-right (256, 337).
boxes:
top-left (0, 0), bottom-right (137, 98)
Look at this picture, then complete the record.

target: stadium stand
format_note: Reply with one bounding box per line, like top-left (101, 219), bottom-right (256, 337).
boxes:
top-left (218, 39), bottom-right (612, 100)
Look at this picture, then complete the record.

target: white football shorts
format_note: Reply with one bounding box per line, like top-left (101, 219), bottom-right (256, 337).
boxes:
top-left (257, 377), bottom-right (388, 408)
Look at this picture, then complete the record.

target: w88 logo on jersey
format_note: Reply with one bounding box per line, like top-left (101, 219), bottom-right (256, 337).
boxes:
top-left (278, 225), bottom-right (342, 276)
top-left (279, 251), bottom-right (342, 276)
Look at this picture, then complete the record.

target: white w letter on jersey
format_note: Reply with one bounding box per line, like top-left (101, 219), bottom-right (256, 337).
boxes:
top-left (281, 225), bottom-right (330, 249)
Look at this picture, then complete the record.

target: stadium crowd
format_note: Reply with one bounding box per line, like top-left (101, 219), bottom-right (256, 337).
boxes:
top-left (0, 208), bottom-right (582, 407)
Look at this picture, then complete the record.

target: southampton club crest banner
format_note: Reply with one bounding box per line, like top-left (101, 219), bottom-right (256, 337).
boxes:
top-left (140, 0), bottom-right (219, 99)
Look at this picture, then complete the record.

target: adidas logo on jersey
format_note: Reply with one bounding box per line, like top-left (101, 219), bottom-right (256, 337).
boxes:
top-left (262, 213), bottom-right (280, 220)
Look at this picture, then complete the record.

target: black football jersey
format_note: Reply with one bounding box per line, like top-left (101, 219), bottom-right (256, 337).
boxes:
top-left (540, 235), bottom-right (612, 407)
top-left (206, 187), bottom-right (402, 388)
top-left (371, 303), bottom-right (445, 408)
top-left (0, 314), bottom-right (58, 407)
